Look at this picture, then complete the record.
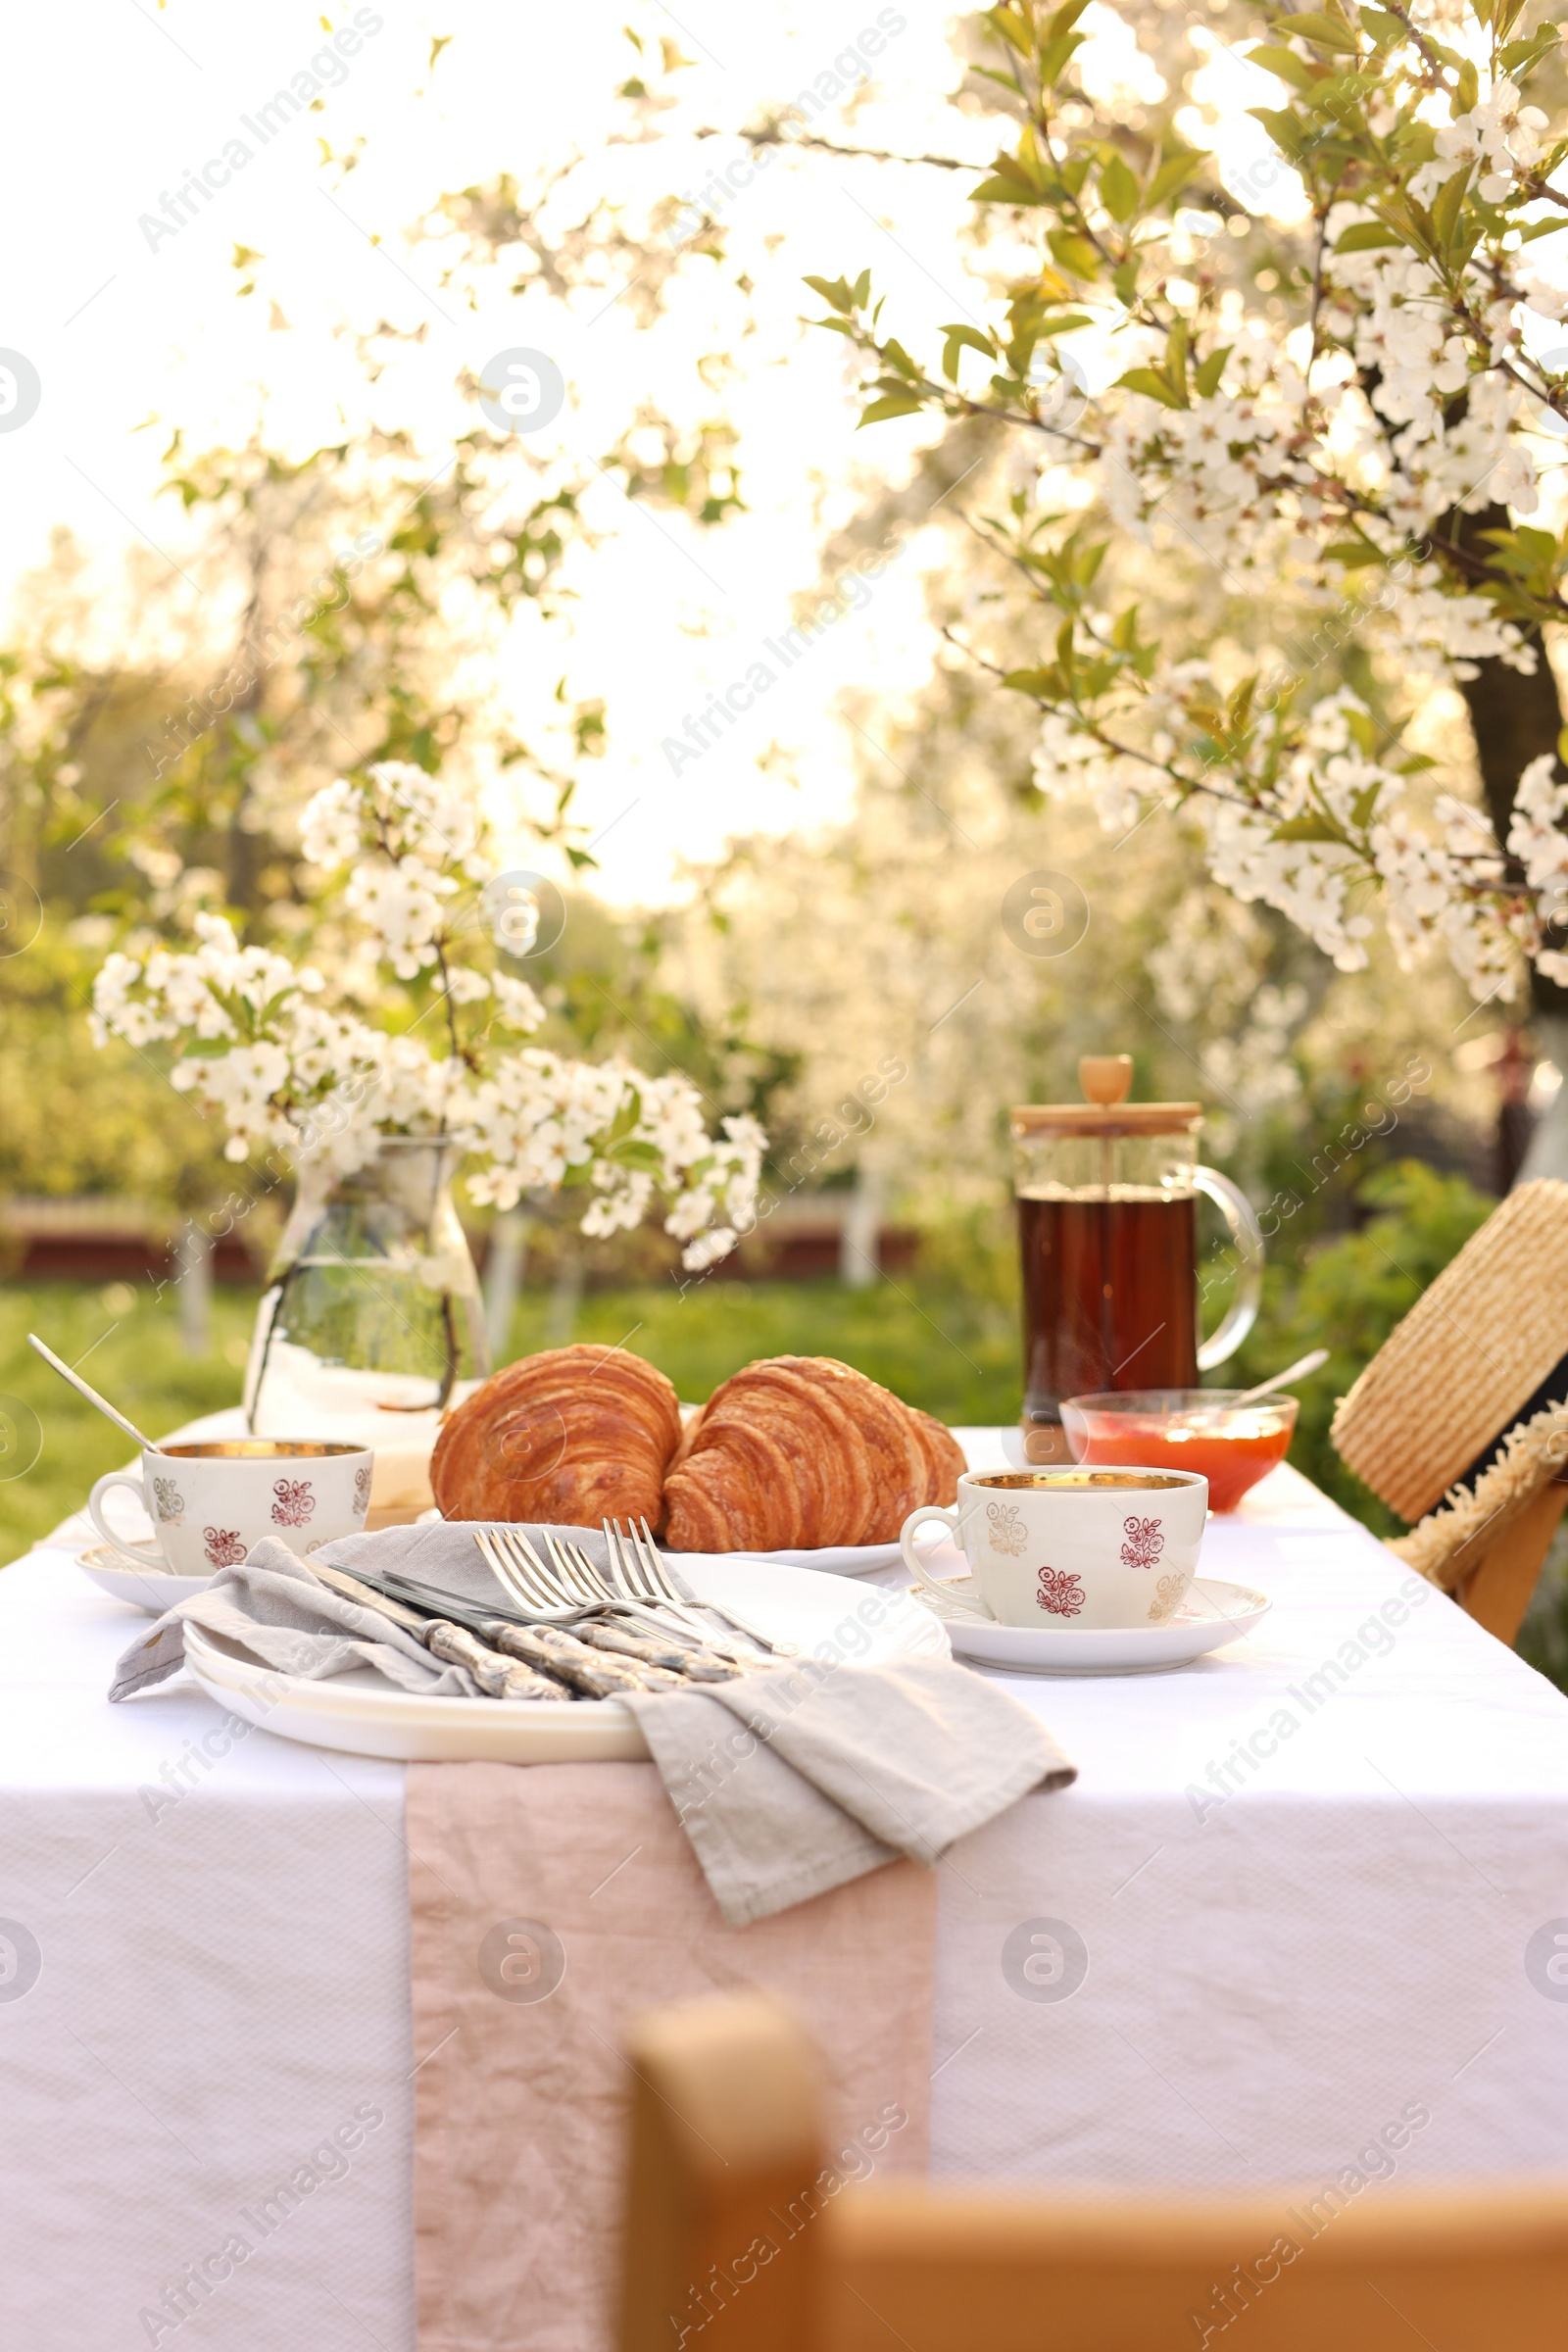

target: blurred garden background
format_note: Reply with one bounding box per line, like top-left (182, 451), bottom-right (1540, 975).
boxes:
top-left (5, 0), bottom-right (1568, 1683)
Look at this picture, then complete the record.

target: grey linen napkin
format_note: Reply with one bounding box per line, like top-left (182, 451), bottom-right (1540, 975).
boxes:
top-left (108, 1520), bottom-right (614, 1702)
top-left (621, 1656), bottom-right (1076, 1928)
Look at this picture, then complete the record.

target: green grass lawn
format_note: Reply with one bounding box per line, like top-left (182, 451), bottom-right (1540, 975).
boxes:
top-left (0, 1274), bottom-right (1022, 1566)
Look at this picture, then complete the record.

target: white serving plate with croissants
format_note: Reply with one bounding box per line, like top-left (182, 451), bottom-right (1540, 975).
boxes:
top-left (182, 1556), bottom-right (951, 1763)
top-left (423, 1346), bottom-right (966, 1573)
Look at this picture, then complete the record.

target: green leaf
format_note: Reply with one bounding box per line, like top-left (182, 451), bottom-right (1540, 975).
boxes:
top-left (1100, 153), bottom-right (1141, 222)
top-left (1334, 220), bottom-right (1407, 252)
top-left (851, 269), bottom-right (871, 308)
top-left (1317, 66), bottom-right (1384, 108)
top-left (1030, 313), bottom-right (1094, 337)
top-left (1271, 811), bottom-right (1352, 845)
top-left (1248, 107), bottom-right (1309, 162)
top-left (1249, 42), bottom-right (1322, 90)
top-left (942, 323), bottom-right (995, 382)
top-left (1500, 28), bottom-right (1559, 74)
top-left (1431, 164), bottom-right (1471, 251)
top-left (1146, 151), bottom-right (1204, 211)
top-left (1393, 122), bottom-right (1439, 164)
top-left (1324, 539), bottom-right (1390, 568)
top-left (604, 1139), bottom-right (664, 1173)
top-left (1454, 59), bottom-right (1479, 115)
top-left (1111, 258), bottom-right (1141, 308)
top-left (1049, 0), bottom-right (1091, 33)
top-left (986, 5), bottom-right (1034, 52)
top-left (1519, 218), bottom-right (1568, 244)
top-left (1165, 316), bottom-right (1190, 404)
top-left (972, 174), bottom-right (1052, 208)
top-left (858, 394), bottom-right (925, 425)
top-left (996, 139), bottom-right (1049, 197)
top-left (1000, 666), bottom-right (1060, 696)
top-left (1557, 725), bottom-right (1568, 767)
top-left (1349, 780), bottom-right (1383, 829)
top-left (1358, 8), bottom-right (1406, 48)
top-left (1036, 29), bottom-right (1086, 83)
top-left (601, 1088), bottom-right (643, 1148)
top-left (1115, 366), bottom-right (1186, 409)
top-left (1286, 11), bottom-right (1363, 53)
top-left (1048, 230), bottom-right (1102, 279)
top-left (1513, 524), bottom-right (1558, 563)
top-left (1192, 345), bottom-right (1232, 398)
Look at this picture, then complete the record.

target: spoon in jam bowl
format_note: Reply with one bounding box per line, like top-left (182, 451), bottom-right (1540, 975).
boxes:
top-left (1224, 1349), bottom-right (1329, 1411)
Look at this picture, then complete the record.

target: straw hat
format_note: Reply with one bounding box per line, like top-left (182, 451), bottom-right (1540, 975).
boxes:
top-left (1330, 1179), bottom-right (1568, 1588)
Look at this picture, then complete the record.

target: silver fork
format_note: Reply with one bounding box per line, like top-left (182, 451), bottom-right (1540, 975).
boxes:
top-left (472, 1528), bottom-right (606, 1626)
top-left (613, 1518), bottom-right (797, 1658)
top-left (478, 1525), bottom-right (726, 1653)
top-left (565, 1529), bottom-right (765, 1665)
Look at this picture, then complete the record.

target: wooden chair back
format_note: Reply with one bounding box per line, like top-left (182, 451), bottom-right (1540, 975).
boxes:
top-left (1456, 1477), bottom-right (1568, 1643)
top-left (616, 1992), bottom-right (1568, 2352)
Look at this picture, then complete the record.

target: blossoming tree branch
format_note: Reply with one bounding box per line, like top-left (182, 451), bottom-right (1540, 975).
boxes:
top-left (812, 0), bottom-right (1568, 1003)
top-left (90, 763), bottom-right (763, 1271)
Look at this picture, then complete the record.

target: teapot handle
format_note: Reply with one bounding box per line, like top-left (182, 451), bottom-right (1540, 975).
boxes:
top-left (1193, 1166), bottom-right (1263, 1371)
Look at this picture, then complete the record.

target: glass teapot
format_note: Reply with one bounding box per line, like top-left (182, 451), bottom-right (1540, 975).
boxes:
top-left (1012, 1055), bottom-right (1263, 1462)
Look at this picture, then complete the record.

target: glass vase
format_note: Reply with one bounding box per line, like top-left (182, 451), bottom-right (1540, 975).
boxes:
top-left (244, 1136), bottom-right (489, 1445)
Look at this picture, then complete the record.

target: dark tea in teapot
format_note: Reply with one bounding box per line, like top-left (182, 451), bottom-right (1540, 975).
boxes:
top-left (1017, 1189), bottom-right (1200, 1410)
top-left (1013, 1058), bottom-right (1262, 1461)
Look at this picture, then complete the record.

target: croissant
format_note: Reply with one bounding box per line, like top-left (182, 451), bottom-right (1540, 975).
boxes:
top-left (904, 1405), bottom-right (966, 1512)
top-left (662, 1353), bottom-right (961, 1551)
top-left (430, 1345), bottom-right (681, 1527)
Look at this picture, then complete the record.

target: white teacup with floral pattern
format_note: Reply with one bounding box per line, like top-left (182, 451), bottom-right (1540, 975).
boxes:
top-left (88, 1440), bottom-right (373, 1577)
top-left (901, 1467), bottom-right (1208, 1632)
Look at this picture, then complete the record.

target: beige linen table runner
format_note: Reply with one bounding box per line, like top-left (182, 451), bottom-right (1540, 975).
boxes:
top-left (407, 1758), bottom-right (936, 2352)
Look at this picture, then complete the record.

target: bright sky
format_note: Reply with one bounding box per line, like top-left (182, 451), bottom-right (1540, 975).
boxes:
top-left (0, 0), bottom-right (1297, 905)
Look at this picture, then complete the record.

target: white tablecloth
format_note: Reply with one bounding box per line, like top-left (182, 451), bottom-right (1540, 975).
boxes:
top-left (6, 1433), bottom-right (1568, 2350)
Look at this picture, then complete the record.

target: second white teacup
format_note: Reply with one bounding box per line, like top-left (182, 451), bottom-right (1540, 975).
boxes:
top-left (901, 1466), bottom-right (1208, 1631)
top-left (89, 1440), bottom-right (373, 1577)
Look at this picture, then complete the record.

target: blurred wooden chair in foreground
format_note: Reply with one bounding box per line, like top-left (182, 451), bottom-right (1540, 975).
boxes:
top-left (616, 1993), bottom-right (1568, 2352)
top-left (1332, 1178), bottom-right (1568, 1647)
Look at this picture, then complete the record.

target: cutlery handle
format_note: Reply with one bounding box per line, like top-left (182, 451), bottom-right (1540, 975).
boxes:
top-left (424, 1620), bottom-right (558, 1701)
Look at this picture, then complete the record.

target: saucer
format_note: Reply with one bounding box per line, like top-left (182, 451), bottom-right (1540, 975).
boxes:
top-left (75, 1545), bottom-right (212, 1616)
top-left (911, 1575), bottom-right (1271, 1676)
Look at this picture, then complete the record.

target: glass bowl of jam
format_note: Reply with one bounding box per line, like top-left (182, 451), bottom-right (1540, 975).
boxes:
top-left (1059, 1389), bottom-right (1298, 1513)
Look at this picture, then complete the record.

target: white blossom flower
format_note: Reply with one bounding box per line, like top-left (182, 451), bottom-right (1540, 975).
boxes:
top-left (90, 761), bottom-right (761, 1267)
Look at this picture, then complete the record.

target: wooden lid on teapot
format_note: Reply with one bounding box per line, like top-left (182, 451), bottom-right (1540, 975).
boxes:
top-left (1012, 1056), bottom-right (1201, 1137)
